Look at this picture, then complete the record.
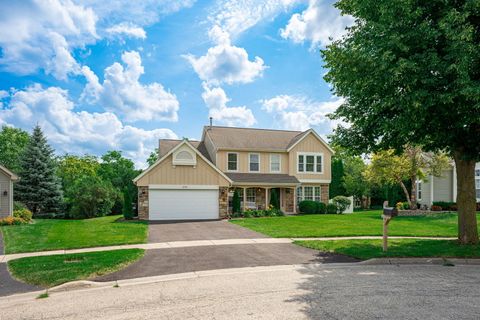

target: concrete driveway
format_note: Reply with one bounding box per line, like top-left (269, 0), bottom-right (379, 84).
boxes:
top-left (147, 220), bottom-right (268, 242)
top-left (96, 220), bottom-right (357, 281)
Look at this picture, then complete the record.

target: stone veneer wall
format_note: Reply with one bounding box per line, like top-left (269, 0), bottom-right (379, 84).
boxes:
top-left (283, 188), bottom-right (294, 213)
top-left (321, 184), bottom-right (329, 204)
top-left (219, 187), bottom-right (229, 218)
top-left (138, 186), bottom-right (149, 220)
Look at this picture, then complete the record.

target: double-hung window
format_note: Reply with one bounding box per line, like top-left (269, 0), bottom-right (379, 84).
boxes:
top-left (246, 188), bottom-right (256, 202)
top-left (249, 153), bottom-right (260, 172)
top-left (227, 153), bottom-right (238, 171)
top-left (270, 154), bottom-right (281, 173)
top-left (297, 186), bottom-right (321, 202)
top-left (297, 153), bottom-right (323, 173)
top-left (417, 181), bottom-right (422, 200)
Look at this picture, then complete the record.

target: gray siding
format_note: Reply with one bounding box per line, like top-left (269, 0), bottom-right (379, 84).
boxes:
top-left (0, 171), bottom-right (11, 218)
top-left (432, 169), bottom-right (454, 203)
top-left (417, 179), bottom-right (431, 207)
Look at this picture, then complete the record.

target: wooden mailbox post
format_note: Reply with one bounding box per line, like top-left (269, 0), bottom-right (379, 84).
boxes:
top-left (382, 201), bottom-right (398, 252)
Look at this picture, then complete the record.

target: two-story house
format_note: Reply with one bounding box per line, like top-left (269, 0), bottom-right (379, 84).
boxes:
top-left (134, 125), bottom-right (333, 220)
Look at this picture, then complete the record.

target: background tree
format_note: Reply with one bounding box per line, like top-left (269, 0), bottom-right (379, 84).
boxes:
top-left (0, 126), bottom-right (30, 173)
top-left (98, 151), bottom-right (139, 214)
top-left (58, 155), bottom-right (99, 215)
top-left (343, 156), bottom-right (369, 204)
top-left (70, 175), bottom-right (116, 219)
top-left (15, 125), bottom-right (63, 215)
top-left (147, 148), bottom-right (159, 167)
top-left (122, 188), bottom-right (134, 220)
top-left (323, 0), bottom-right (480, 243)
top-left (329, 158), bottom-right (346, 198)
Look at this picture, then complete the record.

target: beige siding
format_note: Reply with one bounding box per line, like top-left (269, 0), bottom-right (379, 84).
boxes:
top-left (216, 151), bottom-right (289, 174)
top-left (0, 171), bottom-right (11, 217)
top-left (136, 154), bottom-right (230, 187)
top-left (288, 133), bottom-right (332, 181)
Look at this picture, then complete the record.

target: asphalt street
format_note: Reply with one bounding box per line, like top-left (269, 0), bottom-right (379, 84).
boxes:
top-left (2, 263), bottom-right (479, 319)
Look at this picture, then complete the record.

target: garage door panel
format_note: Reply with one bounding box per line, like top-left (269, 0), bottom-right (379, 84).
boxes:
top-left (149, 189), bottom-right (219, 220)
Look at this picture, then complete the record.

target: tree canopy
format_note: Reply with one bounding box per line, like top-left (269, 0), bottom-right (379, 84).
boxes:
top-left (0, 126), bottom-right (30, 173)
top-left (323, 0), bottom-right (480, 243)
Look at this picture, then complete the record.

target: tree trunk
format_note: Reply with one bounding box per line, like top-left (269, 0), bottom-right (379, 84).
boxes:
top-left (454, 153), bottom-right (478, 245)
top-left (410, 175), bottom-right (417, 209)
top-left (399, 180), bottom-right (411, 207)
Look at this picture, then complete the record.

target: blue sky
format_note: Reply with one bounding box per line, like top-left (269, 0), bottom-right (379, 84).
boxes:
top-left (0, 0), bottom-right (352, 167)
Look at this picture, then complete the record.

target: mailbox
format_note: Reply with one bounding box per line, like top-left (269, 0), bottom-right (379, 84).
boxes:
top-left (383, 207), bottom-right (398, 218)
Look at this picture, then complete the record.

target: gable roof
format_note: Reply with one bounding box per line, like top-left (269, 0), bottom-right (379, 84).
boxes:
top-left (0, 165), bottom-right (19, 181)
top-left (134, 139), bottom-right (232, 184)
top-left (203, 126), bottom-right (333, 153)
top-left (159, 139), bottom-right (212, 162)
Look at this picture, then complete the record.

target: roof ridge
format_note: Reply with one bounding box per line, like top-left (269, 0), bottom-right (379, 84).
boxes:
top-left (203, 125), bottom-right (303, 133)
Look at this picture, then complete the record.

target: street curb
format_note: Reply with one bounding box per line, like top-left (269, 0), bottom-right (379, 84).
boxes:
top-left (359, 258), bottom-right (480, 266)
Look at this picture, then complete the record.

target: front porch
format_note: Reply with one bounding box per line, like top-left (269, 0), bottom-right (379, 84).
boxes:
top-left (228, 186), bottom-right (297, 214)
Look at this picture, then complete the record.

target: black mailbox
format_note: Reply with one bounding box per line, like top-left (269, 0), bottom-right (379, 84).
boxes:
top-left (383, 207), bottom-right (398, 217)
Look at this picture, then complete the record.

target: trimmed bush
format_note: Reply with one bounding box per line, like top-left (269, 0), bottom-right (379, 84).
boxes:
top-left (232, 189), bottom-right (241, 214)
top-left (122, 188), bottom-right (134, 220)
top-left (331, 196), bottom-right (351, 214)
top-left (432, 201), bottom-right (457, 211)
top-left (13, 208), bottom-right (33, 222)
top-left (13, 202), bottom-right (28, 211)
top-left (430, 205), bottom-right (442, 211)
top-left (0, 216), bottom-right (27, 226)
top-left (243, 210), bottom-right (254, 218)
top-left (317, 202), bottom-right (327, 214)
top-left (326, 203), bottom-right (338, 214)
top-left (299, 200), bottom-right (318, 214)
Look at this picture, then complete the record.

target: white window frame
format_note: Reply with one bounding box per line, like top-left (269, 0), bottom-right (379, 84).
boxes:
top-left (227, 152), bottom-right (239, 172)
top-left (246, 188), bottom-right (256, 202)
top-left (270, 154), bottom-right (281, 173)
top-left (248, 153), bottom-right (260, 172)
top-left (297, 186), bottom-right (322, 202)
top-left (417, 181), bottom-right (422, 201)
top-left (297, 152), bottom-right (324, 174)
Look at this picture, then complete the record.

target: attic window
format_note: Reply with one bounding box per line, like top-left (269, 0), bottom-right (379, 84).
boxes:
top-left (173, 148), bottom-right (196, 166)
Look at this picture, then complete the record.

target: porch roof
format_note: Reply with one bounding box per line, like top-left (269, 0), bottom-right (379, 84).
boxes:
top-left (225, 173), bottom-right (300, 186)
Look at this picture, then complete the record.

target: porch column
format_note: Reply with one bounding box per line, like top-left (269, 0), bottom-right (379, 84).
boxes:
top-left (265, 187), bottom-right (270, 209)
top-left (243, 187), bottom-right (247, 212)
top-left (293, 187), bottom-right (297, 214)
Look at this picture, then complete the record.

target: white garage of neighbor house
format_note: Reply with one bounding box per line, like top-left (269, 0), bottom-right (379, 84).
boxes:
top-left (0, 165), bottom-right (18, 218)
top-left (134, 140), bottom-right (232, 221)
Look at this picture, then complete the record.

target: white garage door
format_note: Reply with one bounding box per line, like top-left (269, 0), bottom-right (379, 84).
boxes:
top-left (149, 188), bottom-right (219, 220)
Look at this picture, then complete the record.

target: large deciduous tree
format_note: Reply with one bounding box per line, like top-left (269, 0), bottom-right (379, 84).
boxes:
top-left (323, 0), bottom-right (480, 244)
top-left (0, 126), bottom-right (30, 173)
top-left (16, 125), bottom-right (63, 215)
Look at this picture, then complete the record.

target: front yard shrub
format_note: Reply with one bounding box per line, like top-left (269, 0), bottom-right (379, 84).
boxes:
top-left (326, 203), bottom-right (338, 214)
top-left (243, 210), bottom-right (254, 218)
top-left (331, 196), bottom-right (351, 214)
top-left (122, 188), bottom-right (134, 220)
top-left (430, 205), bottom-right (443, 211)
top-left (317, 202), bottom-right (327, 214)
top-left (0, 216), bottom-right (27, 226)
top-left (432, 201), bottom-right (457, 211)
top-left (13, 208), bottom-right (33, 222)
top-left (299, 200), bottom-right (318, 214)
top-left (232, 189), bottom-right (241, 214)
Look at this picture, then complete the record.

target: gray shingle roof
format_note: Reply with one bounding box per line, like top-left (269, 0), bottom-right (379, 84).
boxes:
top-left (204, 126), bottom-right (307, 151)
top-left (225, 173), bottom-right (300, 185)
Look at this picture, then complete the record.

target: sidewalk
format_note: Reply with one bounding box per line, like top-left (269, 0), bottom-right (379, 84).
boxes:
top-left (0, 236), bottom-right (457, 263)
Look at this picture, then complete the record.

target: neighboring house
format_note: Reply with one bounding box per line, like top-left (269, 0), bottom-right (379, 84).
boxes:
top-left (416, 162), bottom-right (480, 207)
top-left (134, 125), bottom-right (333, 220)
top-left (0, 165), bottom-right (18, 218)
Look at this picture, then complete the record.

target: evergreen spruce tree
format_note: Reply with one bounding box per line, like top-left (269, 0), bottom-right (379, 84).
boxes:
top-left (16, 125), bottom-right (63, 216)
top-left (269, 189), bottom-right (280, 209)
top-left (232, 189), bottom-right (241, 214)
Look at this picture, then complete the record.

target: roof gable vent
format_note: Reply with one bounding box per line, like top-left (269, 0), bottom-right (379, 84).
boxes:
top-left (172, 145), bottom-right (197, 166)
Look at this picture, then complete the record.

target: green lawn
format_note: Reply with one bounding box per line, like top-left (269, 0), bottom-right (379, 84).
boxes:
top-left (295, 239), bottom-right (480, 260)
top-left (8, 249), bottom-right (144, 287)
top-left (1, 215), bottom-right (148, 254)
top-left (231, 210), bottom-right (480, 238)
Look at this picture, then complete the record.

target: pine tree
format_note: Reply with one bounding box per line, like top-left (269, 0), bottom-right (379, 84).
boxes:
top-left (232, 189), bottom-right (241, 214)
top-left (269, 189), bottom-right (280, 209)
top-left (15, 125), bottom-right (63, 216)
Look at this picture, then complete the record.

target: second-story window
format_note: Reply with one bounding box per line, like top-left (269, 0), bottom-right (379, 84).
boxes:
top-left (270, 154), bottom-right (280, 172)
top-left (249, 153), bottom-right (260, 172)
top-left (298, 153), bottom-right (323, 173)
top-left (227, 153), bottom-right (238, 171)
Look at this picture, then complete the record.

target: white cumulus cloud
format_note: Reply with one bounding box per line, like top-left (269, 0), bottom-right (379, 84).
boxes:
top-left (81, 51), bottom-right (179, 123)
top-left (280, 0), bottom-right (354, 48)
top-left (0, 0), bottom-right (98, 80)
top-left (261, 94), bottom-right (343, 132)
top-left (0, 84), bottom-right (177, 168)
top-left (201, 83), bottom-right (256, 127)
top-left (105, 23), bottom-right (146, 39)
